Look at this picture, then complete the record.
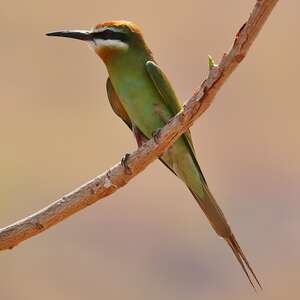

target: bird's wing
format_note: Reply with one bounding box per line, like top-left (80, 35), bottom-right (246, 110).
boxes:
top-left (145, 61), bottom-right (206, 183)
top-left (145, 61), bottom-right (196, 153)
top-left (145, 61), bottom-right (182, 114)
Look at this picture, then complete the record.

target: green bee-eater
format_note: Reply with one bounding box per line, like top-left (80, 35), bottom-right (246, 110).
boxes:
top-left (47, 20), bottom-right (261, 289)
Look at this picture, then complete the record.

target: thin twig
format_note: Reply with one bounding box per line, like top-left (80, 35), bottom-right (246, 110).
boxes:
top-left (0, 0), bottom-right (278, 251)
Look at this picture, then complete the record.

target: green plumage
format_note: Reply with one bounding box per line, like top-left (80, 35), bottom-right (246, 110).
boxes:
top-left (106, 46), bottom-right (233, 234)
top-left (103, 24), bottom-right (260, 290)
top-left (47, 20), bottom-right (261, 290)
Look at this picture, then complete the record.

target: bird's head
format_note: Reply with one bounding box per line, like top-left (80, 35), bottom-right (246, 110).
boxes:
top-left (46, 20), bottom-right (148, 62)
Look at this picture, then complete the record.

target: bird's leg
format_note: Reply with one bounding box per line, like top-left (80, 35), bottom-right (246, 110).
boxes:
top-left (152, 104), bottom-right (171, 144)
top-left (121, 153), bottom-right (132, 175)
top-left (152, 128), bottom-right (161, 144)
top-left (132, 125), bottom-right (146, 148)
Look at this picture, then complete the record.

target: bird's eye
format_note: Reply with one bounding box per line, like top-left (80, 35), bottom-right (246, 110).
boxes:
top-left (93, 29), bottom-right (113, 40)
top-left (92, 29), bottom-right (129, 43)
top-left (101, 30), bottom-right (113, 40)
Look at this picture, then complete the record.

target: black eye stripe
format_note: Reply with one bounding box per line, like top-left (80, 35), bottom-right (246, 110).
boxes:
top-left (92, 30), bottom-right (129, 42)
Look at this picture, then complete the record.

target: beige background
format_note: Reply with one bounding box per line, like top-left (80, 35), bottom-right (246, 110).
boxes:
top-left (0, 1), bottom-right (298, 299)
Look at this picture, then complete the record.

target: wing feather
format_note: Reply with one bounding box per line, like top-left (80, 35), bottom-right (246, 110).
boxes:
top-left (145, 61), bottom-right (207, 183)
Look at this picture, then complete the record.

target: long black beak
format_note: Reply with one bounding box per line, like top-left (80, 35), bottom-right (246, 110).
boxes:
top-left (46, 30), bottom-right (93, 41)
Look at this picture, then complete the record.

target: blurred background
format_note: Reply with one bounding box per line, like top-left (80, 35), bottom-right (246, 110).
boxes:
top-left (0, 1), bottom-right (298, 299)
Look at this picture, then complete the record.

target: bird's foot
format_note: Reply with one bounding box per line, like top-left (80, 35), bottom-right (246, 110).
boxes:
top-left (152, 128), bottom-right (161, 144)
top-left (121, 153), bottom-right (132, 175)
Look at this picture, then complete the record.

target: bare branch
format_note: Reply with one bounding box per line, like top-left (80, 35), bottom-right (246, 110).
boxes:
top-left (0, 0), bottom-right (278, 251)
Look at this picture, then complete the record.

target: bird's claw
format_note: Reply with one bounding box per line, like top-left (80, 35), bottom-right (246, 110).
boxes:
top-left (121, 153), bottom-right (132, 175)
top-left (152, 128), bottom-right (161, 144)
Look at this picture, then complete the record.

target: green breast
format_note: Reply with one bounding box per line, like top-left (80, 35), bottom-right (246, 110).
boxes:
top-left (107, 50), bottom-right (172, 138)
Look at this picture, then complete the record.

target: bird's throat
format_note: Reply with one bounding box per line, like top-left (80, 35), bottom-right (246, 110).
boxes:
top-left (95, 46), bottom-right (120, 64)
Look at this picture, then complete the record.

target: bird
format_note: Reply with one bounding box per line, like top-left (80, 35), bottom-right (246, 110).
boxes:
top-left (46, 20), bottom-right (262, 290)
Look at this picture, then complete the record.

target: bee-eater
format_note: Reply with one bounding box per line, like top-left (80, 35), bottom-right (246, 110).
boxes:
top-left (47, 20), bottom-right (261, 290)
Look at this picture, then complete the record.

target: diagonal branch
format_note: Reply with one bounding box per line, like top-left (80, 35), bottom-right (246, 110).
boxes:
top-left (0, 0), bottom-right (278, 251)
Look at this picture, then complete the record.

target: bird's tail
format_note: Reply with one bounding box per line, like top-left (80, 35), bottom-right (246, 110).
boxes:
top-left (189, 185), bottom-right (262, 291)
